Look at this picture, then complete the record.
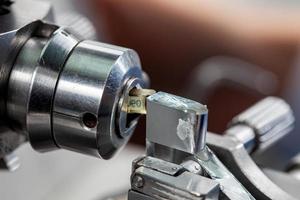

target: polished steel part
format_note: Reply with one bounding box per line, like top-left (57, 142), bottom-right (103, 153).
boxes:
top-left (2, 19), bottom-right (145, 158)
top-left (146, 92), bottom-right (208, 154)
top-left (0, 0), bottom-right (54, 166)
top-left (180, 159), bottom-right (202, 175)
top-left (28, 28), bottom-right (80, 151)
top-left (129, 95), bottom-right (298, 200)
top-left (0, 21), bottom-right (58, 166)
top-left (207, 133), bottom-right (297, 200)
top-left (129, 156), bottom-right (220, 200)
top-left (52, 41), bottom-right (144, 158)
top-left (227, 97), bottom-right (294, 153)
top-left (225, 125), bottom-right (256, 153)
top-left (141, 92), bottom-right (253, 199)
top-left (7, 27), bottom-right (80, 151)
top-left (0, 0), bottom-right (146, 163)
top-left (195, 147), bottom-right (255, 200)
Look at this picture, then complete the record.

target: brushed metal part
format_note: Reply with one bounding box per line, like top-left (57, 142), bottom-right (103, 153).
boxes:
top-left (194, 147), bottom-right (255, 200)
top-left (0, 0), bottom-right (56, 167)
top-left (146, 92), bottom-right (208, 155)
top-left (180, 159), bottom-right (203, 175)
top-left (7, 27), bottom-right (80, 152)
top-left (0, 1), bottom-right (54, 117)
top-left (26, 28), bottom-right (80, 151)
top-left (7, 37), bottom-right (47, 132)
top-left (0, 21), bottom-right (57, 162)
top-left (207, 132), bottom-right (297, 200)
top-left (130, 156), bottom-right (220, 200)
top-left (135, 156), bottom-right (185, 176)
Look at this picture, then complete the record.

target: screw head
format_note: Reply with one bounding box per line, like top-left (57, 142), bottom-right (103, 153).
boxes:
top-left (132, 175), bottom-right (144, 188)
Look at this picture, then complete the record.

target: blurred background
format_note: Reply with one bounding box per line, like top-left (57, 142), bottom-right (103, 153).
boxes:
top-left (2, 0), bottom-right (300, 199)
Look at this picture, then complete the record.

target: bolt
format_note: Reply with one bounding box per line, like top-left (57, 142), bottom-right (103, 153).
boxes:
top-left (132, 175), bottom-right (144, 188)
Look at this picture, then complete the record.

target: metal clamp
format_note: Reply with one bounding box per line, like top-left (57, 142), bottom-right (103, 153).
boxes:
top-left (129, 156), bottom-right (220, 200)
top-left (130, 94), bottom-right (297, 200)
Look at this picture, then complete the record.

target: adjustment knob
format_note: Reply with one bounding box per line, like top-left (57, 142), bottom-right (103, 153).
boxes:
top-left (226, 97), bottom-right (294, 153)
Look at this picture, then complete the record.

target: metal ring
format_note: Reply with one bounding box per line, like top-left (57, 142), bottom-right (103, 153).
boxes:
top-left (27, 28), bottom-right (80, 151)
top-left (52, 41), bottom-right (144, 158)
top-left (0, 21), bottom-right (57, 119)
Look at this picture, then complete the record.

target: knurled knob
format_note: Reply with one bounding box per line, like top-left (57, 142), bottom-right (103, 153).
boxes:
top-left (230, 97), bottom-right (294, 152)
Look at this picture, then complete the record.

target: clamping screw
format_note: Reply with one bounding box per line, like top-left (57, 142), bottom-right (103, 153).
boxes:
top-left (132, 175), bottom-right (144, 189)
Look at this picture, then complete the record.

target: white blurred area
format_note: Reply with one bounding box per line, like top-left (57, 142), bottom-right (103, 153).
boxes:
top-left (0, 143), bottom-right (143, 200)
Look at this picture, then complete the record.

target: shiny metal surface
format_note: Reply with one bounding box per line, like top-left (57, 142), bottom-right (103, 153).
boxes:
top-left (1, 0), bottom-right (146, 161)
top-left (195, 147), bottom-right (255, 200)
top-left (225, 125), bottom-right (256, 153)
top-left (53, 40), bottom-right (144, 158)
top-left (0, 1), bottom-right (54, 119)
top-left (180, 159), bottom-right (203, 175)
top-left (26, 28), bottom-right (80, 151)
top-left (146, 92), bottom-right (208, 155)
top-left (7, 37), bottom-right (47, 132)
top-left (7, 27), bottom-right (80, 152)
top-left (0, 0), bottom-right (56, 168)
top-left (130, 156), bottom-right (220, 200)
top-left (140, 92), bottom-right (254, 199)
top-left (207, 133), bottom-right (297, 200)
top-left (0, 21), bottom-right (57, 165)
top-left (2, 18), bottom-right (144, 159)
top-left (129, 93), bottom-right (299, 200)
top-left (1, 22), bottom-right (57, 118)
top-left (229, 97), bottom-right (295, 152)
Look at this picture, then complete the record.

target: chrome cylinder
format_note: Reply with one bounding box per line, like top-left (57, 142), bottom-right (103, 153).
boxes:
top-left (6, 22), bottom-right (145, 158)
top-left (52, 41), bottom-right (144, 158)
